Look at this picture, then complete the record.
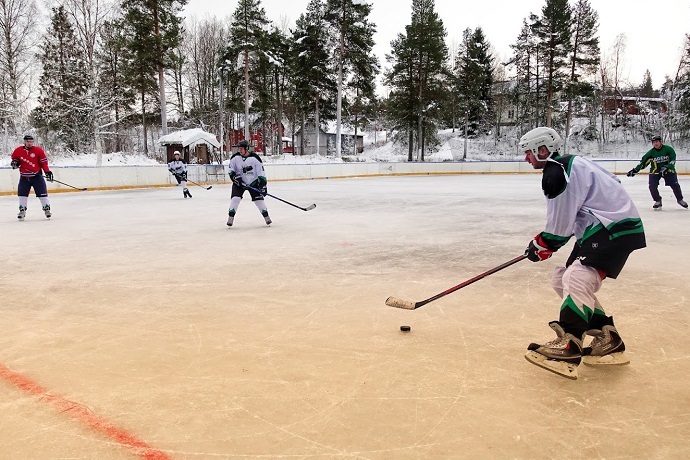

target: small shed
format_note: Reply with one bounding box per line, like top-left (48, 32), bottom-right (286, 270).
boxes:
top-left (158, 128), bottom-right (221, 164)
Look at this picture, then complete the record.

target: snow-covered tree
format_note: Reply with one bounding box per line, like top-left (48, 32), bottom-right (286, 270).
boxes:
top-left (34, 5), bottom-right (91, 151)
top-left (324, 0), bottom-right (378, 157)
top-left (225, 0), bottom-right (270, 141)
top-left (384, 0), bottom-right (448, 161)
top-left (291, 0), bottom-right (336, 155)
top-left (0, 0), bottom-right (39, 134)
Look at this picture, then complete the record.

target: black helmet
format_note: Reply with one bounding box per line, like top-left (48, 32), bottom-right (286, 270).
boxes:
top-left (23, 134), bottom-right (34, 141)
top-left (651, 135), bottom-right (662, 142)
top-left (238, 140), bottom-right (249, 149)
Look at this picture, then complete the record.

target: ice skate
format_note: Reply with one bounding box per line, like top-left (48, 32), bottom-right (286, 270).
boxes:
top-left (582, 325), bottom-right (629, 366)
top-left (183, 188), bottom-right (192, 198)
top-left (226, 211), bottom-right (235, 227)
top-left (677, 199), bottom-right (688, 209)
top-left (525, 321), bottom-right (582, 380)
top-left (17, 206), bottom-right (26, 220)
top-left (653, 199), bottom-right (662, 210)
top-left (43, 204), bottom-right (51, 218)
top-left (262, 210), bottom-right (272, 226)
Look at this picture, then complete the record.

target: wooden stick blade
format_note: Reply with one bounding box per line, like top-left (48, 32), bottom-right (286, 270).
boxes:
top-left (385, 296), bottom-right (416, 310)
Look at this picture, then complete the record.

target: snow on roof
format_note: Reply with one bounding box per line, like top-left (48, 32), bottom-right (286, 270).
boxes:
top-left (324, 121), bottom-right (362, 137)
top-left (158, 128), bottom-right (220, 149)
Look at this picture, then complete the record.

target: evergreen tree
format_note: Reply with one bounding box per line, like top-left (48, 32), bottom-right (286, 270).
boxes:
top-left (120, 0), bottom-right (188, 142)
top-left (224, 0), bottom-right (270, 141)
top-left (385, 30), bottom-right (418, 160)
top-left (291, 0), bottom-right (336, 155)
top-left (535, 0), bottom-right (572, 127)
top-left (120, 2), bottom-right (160, 154)
top-left (640, 69), bottom-right (654, 97)
top-left (564, 0), bottom-right (599, 143)
top-left (96, 17), bottom-right (136, 152)
top-left (324, 0), bottom-right (378, 157)
top-left (34, 5), bottom-right (90, 151)
top-left (509, 16), bottom-right (545, 132)
top-left (385, 0), bottom-right (448, 161)
top-left (455, 27), bottom-right (494, 137)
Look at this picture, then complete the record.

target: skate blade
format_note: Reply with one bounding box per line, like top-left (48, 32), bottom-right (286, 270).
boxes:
top-left (582, 352), bottom-right (630, 366)
top-left (525, 351), bottom-right (579, 380)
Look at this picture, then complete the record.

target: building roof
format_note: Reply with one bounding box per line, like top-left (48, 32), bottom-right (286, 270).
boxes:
top-left (158, 128), bottom-right (220, 149)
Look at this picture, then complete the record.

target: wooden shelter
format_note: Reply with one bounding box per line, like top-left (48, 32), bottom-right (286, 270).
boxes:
top-left (158, 128), bottom-right (221, 164)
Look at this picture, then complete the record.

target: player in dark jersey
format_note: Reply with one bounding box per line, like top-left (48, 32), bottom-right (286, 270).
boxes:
top-left (627, 135), bottom-right (687, 210)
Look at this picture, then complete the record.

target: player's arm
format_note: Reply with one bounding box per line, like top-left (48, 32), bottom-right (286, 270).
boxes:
top-left (628, 150), bottom-right (652, 176)
top-left (10, 149), bottom-right (21, 169)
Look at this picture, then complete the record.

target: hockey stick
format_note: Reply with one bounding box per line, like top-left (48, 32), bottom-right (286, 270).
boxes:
top-left (244, 184), bottom-right (316, 211)
top-left (186, 178), bottom-right (212, 190)
top-left (385, 254), bottom-right (528, 310)
top-left (45, 176), bottom-right (87, 191)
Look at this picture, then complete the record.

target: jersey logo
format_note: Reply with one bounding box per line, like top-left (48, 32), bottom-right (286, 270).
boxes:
top-left (30, 153), bottom-right (35, 158)
top-left (591, 243), bottom-right (598, 249)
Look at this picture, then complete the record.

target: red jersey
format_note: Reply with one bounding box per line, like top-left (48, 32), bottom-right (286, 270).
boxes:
top-left (11, 145), bottom-right (50, 177)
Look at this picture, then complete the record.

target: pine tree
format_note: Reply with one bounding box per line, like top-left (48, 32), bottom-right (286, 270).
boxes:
top-left (324, 0), bottom-right (378, 157)
top-left (385, 30), bottom-right (418, 160)
top-left (120, 0), bottom-right (188, 142)
top-left (564, 0), bottom-right (599, 144)
top-left (535, 0), bottom-right (572, 127)
top-left (225, 0), bottom-right (270, 141)
top-left (385, 0), bottom-right (448, 161)
top-left (640, 69), bottom-right (654, 97)
top-left (508, 16), bottom-right (545, 132)
top-left (119, 3), bottom-right (160, 154)
top-left (96, 17), bottom-right (136, 152)
top-left (34, 5), bottom-right (90, 151)
top-left (455, 27), bottom-right (494, 137)
top-left (291, 0), bottom-right (336, 155)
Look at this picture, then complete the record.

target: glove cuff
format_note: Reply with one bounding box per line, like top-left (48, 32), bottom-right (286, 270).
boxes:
top-left (533, 234), bottom-right (550, 251)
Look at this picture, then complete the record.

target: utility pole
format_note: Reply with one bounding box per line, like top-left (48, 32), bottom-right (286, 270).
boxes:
top-left (219, 68), bottom-right (224, 164)
top-left (463, 111), bottom-right (469, 161)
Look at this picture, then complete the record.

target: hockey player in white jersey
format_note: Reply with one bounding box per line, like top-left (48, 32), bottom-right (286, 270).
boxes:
top-left (520, 127), bottom-right (646, 379)
top-left (226, 140), bottom-right (271, 227)
top-left (168, 151), bottom-right (191, 198)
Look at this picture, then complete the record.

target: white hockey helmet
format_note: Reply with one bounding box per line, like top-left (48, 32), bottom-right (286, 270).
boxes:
top-left (173, 150), bottom-right (181, 156)
top-left (519, 127), bottom-right (562, 160)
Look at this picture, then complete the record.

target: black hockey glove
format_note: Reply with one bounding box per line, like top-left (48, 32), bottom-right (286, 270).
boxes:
top-left (180, 172), bottom-right (187, 181)
top-left (251, 178), bottom-right (267, 194)
top-left (45, 171), bottom-right (54, 182)
top-left (10, 159), bottom-right (20, 169)
top-left (626, 169), bottom-right (637, 177)
top-left (525, 235), bottom-right (553, 262)
top-left (230, 173), bottom-right (244, 187)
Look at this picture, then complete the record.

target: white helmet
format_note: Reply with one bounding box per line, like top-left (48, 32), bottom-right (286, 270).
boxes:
top-left (173, 150), bottom-right (181, 156)
top-left (518, 127), bottom-right (562, 160)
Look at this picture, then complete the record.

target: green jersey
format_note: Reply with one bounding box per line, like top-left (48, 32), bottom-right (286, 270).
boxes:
top-left (633, 144), bottom-right (677, 174)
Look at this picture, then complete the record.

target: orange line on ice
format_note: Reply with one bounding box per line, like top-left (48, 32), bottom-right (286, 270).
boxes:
top-left (0, 362), bottom-right (171, 460)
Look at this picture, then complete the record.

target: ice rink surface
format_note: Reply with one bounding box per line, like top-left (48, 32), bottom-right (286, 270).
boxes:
top-left (1, 173), bottom-right (689, 459)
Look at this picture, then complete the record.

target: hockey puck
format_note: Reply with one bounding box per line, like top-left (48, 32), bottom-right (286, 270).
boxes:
top-left (400, 325), bottom-right (411, 332)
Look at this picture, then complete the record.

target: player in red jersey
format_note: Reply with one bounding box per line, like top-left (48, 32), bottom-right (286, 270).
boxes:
top-left (10, 134), bottom-right (53, 220)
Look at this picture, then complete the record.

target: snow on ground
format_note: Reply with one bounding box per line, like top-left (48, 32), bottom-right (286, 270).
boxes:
top-left (1, 119), bottom-right (688, 167)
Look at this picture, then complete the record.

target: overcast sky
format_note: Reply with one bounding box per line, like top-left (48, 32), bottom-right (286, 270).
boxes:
top-left (183, 0), bottom-right (690, 91)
